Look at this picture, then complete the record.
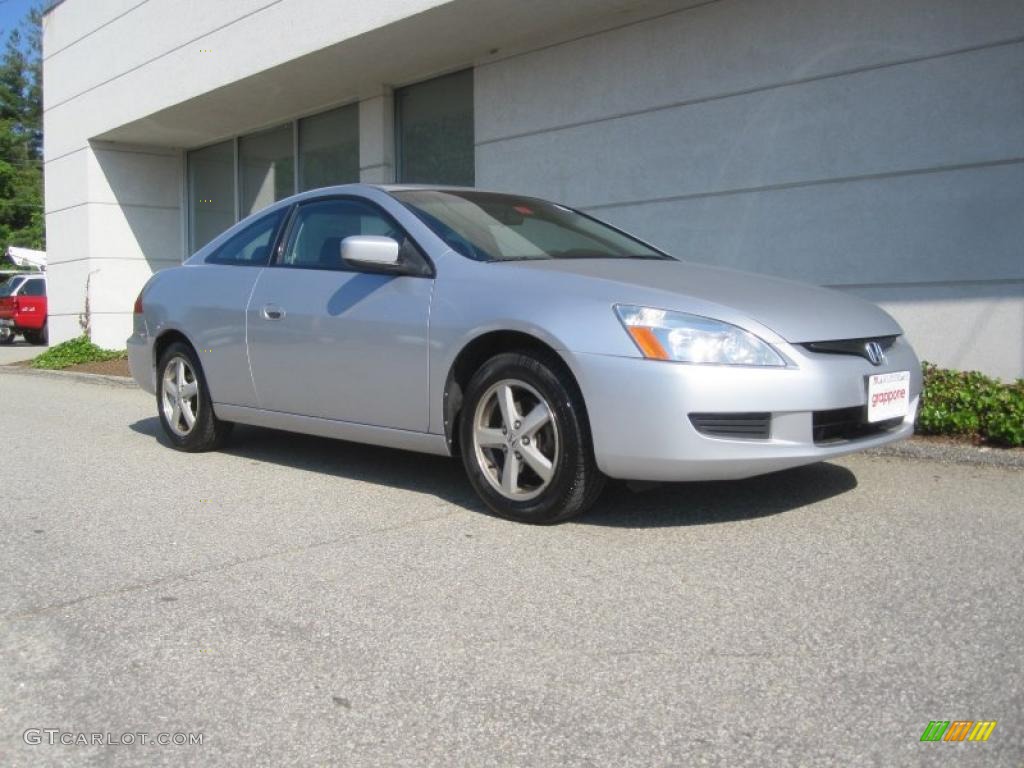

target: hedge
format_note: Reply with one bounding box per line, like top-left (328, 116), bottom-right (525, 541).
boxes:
top-left (917, 362), bottom-right (1024, 447)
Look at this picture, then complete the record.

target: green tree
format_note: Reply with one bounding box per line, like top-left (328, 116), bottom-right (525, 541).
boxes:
top-left (0, 4), bottom-right (44, 257)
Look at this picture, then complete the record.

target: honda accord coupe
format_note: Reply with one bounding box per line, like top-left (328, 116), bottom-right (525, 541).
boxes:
top-left (129, 185), bottom-right (920, 523)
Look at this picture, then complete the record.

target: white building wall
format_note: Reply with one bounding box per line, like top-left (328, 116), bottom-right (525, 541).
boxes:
top-left (476, 0), bottom-right (1024, 379)
top-left (43, 143), bottom-right (182, 349)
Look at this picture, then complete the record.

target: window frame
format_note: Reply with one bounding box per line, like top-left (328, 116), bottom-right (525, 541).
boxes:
top-left (269, 195), bottom-right (435, 278)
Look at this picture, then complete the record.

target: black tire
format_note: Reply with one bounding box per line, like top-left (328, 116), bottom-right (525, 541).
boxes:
top-left (459, 351), bottom-right (605, 523)
top-left (156, 341), bottom-right (232, 452)
top-left (0, 328), bottom-right (14, 345)
top-left (38, 322), bottom-right (47, 345)
top-left (25, 324), bottom-right (46, 345)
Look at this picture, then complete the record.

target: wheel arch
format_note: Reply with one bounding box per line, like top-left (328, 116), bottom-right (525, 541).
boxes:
top-left (442, 330), bottom-right (591, 453)
top-left (153, 327), bottom-right (196, 370)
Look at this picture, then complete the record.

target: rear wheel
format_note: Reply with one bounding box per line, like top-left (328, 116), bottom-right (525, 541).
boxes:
top-left (156, 341), bottom-right (232, 451)
top-left (0, 328), bottom-right (14, 345)
top-left (459, 351), bottom-right (604, 523)
top-left (24, 324), bottom-right (46, 345)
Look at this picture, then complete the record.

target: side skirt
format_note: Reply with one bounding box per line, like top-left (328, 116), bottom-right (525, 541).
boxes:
top-left (214, 404), bottom-right (451, 457)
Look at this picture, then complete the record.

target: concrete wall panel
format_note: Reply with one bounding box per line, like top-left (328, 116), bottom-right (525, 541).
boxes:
top-left (476, 0), bottom-right (1024, 143)
top-left (42, 0), bottom-right (146, 59)
top-left (477, 43), bottom-right (1024, 210)
top-left (591, 162), bottom-right (1024, 285)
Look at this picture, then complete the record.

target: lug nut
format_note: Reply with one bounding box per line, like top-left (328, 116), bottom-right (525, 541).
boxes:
top-left (521, 436), bottom-right (531, 445)
top-left (514, 421), bottom-right (521, 429)
top-left (514, 452), bottom-right (522, 461)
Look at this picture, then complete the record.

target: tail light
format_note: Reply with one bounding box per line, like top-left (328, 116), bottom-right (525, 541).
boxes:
top-left (133, 291), bottom-right (144, 314)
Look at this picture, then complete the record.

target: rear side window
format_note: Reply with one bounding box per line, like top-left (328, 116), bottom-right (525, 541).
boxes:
top-left (0, 277), bottom-right (25, 296)
top-left (21, 280), bottom-right (45, 297)
top-left (206, 208), bottom-right (286, 266)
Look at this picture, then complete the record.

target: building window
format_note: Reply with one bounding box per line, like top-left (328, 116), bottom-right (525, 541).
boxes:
top-left (395, 69), bottom-right (474, 186)
top-left (298, 105), bottom-right (359, 192)
top-left (187, 140), bottom-right (235, 252)
top-left (239, 123), bottom-right (295, 218)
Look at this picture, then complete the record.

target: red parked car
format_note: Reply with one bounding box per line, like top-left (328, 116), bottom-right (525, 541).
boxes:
top-left (0, 274), bottom-right (48, 345)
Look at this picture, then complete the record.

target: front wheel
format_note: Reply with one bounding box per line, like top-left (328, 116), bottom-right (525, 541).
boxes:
top-left (459, 351), bottom-right (604, 523)
top-left (156, 341), bottom-right (232, 451)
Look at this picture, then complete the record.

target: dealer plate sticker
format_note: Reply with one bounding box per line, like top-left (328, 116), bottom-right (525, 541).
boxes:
top-left (867, 370), bottom-right (910, 422)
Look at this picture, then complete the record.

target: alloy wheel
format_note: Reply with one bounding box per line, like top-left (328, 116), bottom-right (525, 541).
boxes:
top-left (161, 356), bottom-right (200, 437)
top-left (472, 378), bottom-right (559, 501)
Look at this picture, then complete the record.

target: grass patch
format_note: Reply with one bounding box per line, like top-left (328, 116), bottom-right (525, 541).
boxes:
top-left (31, 335), bottom-right (127, 370)
top-left (918, 362), bottom-right (1024, 447)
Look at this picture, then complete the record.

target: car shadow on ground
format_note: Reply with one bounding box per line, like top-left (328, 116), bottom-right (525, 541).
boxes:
top-left (129, 418), bottom-right (859, 528)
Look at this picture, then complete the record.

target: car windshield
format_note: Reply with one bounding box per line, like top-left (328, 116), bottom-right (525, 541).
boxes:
top-left (0, 277), bottom-right (25, 296)
top-left (392, 190), bottom-right (671, 262)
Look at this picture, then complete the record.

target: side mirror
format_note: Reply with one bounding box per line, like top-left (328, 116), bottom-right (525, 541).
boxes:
top-left (340, 235), bottom-right (402, 272)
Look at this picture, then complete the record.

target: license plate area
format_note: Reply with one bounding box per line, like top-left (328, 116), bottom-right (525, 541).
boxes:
top-left (867, 370), bottom-right (910, 423)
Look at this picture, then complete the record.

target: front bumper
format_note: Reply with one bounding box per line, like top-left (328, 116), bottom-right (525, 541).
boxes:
top-left (570, 335), bottom-right (921, 482)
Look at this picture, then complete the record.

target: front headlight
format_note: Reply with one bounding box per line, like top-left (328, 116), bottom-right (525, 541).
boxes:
top-left (615, 305), bottom-right (786, 367)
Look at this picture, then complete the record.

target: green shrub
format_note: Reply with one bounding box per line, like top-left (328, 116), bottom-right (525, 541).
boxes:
top-left (31, 335), bottom-right (127, 370)
top-left (917, 362), bottom-right (1024, 447)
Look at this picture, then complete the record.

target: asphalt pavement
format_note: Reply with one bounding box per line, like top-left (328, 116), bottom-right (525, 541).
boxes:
top-left (0, 367), bottom-right (1021, 767)
top-left (0, 340), bottom-right (46, 365)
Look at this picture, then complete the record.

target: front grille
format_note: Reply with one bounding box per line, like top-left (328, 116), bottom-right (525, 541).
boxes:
top-left (812, 406), bottom-right (902, 444)
top-left (690, 412), bottom-right (771, 440)
top-left (802, 336), bottom-right (897, 363)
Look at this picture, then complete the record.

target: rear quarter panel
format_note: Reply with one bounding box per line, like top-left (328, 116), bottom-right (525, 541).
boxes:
top-left (144, 264), bottom-right (263, 407)
top-left (15, 296), bottom-right (47, 329)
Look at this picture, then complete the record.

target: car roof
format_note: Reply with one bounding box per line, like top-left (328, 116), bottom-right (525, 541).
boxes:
top-left (372, 184), bottom-right (479, 193)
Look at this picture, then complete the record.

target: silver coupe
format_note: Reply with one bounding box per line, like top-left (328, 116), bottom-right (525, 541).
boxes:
top-left (129, 185), bottom-right (921, 523)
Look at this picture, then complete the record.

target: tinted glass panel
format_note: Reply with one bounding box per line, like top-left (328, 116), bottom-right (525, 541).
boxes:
top-left (21, 280), bottom-right (45, 296)
top-left (0, 277), bottom-right (26, 296)
top-left (280, 199), bottom-right (410, 271)
top-left (299, 105), bottom-right (359, 191)
top-left (396, 69), bottom-right (474, 186)
top-left (188, 140), bottom-right (235, 252)
top-left (239, 124), bottom-right (295, 217)
top-left (392, 190), bottom-right (669, 262)
top-left (207, 208), bottom-right (286, 266)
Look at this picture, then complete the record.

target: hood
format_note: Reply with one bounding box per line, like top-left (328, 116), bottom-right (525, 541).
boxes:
top-left (503, 258), bottom-right (900, 343)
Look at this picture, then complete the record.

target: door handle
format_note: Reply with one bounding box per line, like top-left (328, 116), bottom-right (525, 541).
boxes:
top-left (261, 304), bottom-right (285, 321)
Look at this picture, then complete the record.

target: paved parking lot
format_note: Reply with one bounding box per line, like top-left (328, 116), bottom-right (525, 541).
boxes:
top-left (1, 368), bottom-right (1021, 767)
top-left (0, 340), bottom-right (46, 365)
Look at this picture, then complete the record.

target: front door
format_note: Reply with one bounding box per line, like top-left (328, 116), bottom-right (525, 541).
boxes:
top-left (246, 196), bottom-right (433, 432)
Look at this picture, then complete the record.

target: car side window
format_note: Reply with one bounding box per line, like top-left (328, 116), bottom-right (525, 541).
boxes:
top-left (278, 198), bottom-right (426, 272)
top-left (21, 280), bottom-right (46, 296)
top-left (206, 208), bottom-right (286, 266)
top-left (0, 277), bottom-right (26, 296)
